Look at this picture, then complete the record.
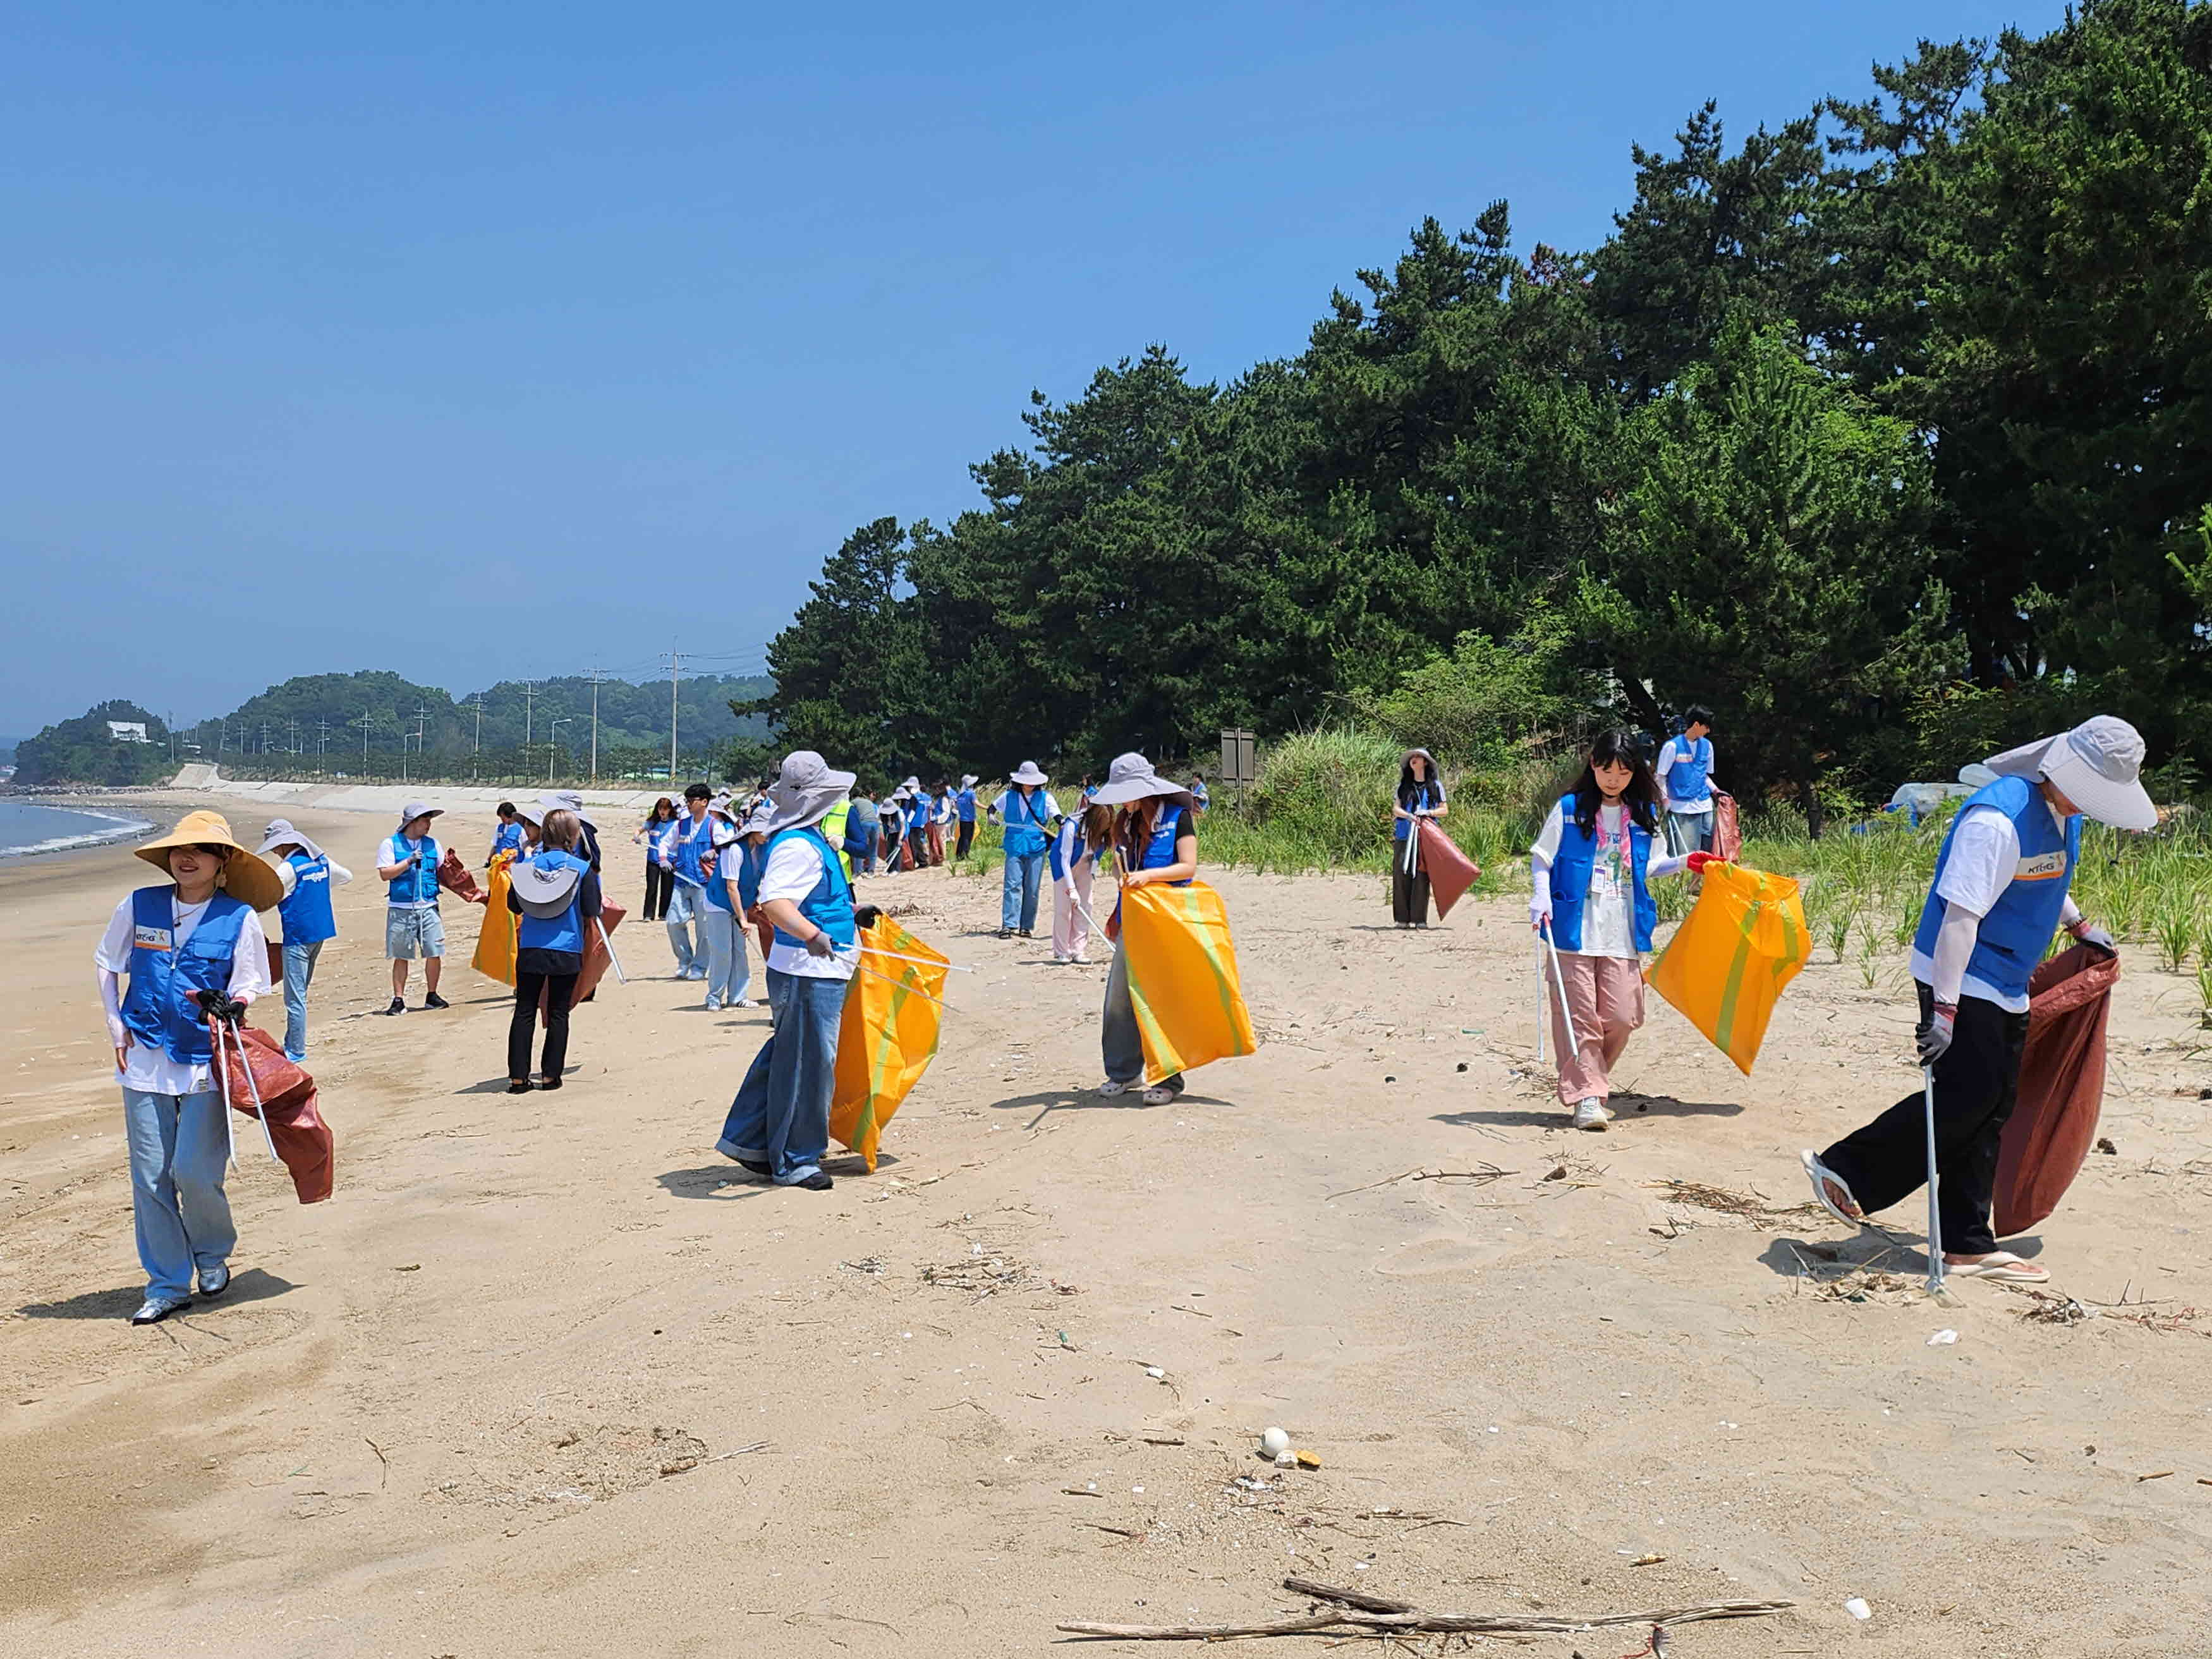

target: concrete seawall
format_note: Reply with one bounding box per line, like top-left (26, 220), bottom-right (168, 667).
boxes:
top-left (171, 768), bottom-right (685, 818)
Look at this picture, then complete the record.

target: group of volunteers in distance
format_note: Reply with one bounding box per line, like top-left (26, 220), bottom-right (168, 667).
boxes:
top-left (96, 705), bottom-right (2153, 1325)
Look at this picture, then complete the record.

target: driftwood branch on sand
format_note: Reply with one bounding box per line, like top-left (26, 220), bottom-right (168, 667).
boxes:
top-left (1056, 1576), bottom-right (1794, 1641)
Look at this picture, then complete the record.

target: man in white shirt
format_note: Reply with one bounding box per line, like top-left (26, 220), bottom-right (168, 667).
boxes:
top-left (714, 751), bottom-right (877, 1192)
top-left (375, 802), bottom-right (449, 1014)
top-left (1654, 707), bottom-right (1718, 856)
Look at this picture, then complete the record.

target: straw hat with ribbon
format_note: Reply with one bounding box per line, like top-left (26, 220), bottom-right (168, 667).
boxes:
top-left (1983, 715), bottom-right (2158, 831)
top-left (1090, 751), bottom-right (1194, 809)
top-left (760, 750), bottom-right (859, 836)
top-left (1009, 761), bottom-right (1049, 789)
top-left (135, 811), bottom-right (284, 911)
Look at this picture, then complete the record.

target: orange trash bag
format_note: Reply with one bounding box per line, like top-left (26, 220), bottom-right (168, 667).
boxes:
top-left (830, 916), bottom-right (949, 1172)
top-left (1644, 861), bottom-right (1808, 1076)
top-left (471, 850), bottom-right (520, 987)
top-left (1993, 944), bottom-right (2119, 1237)
top-left (1119, 880), bottom-right (1259, 1085)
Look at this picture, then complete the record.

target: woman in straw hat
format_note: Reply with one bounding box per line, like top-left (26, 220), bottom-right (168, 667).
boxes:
top-left (992, 762), bottom-right (1059, 939)
top-left (94, 811), bottom-right (281, 1325)
top-left (1802, 716), bottom-right (2146, 1284)
top-left (1090, 752), bottom-right (1198, 1103)
top-left (715, 751), bottom-right (880, 1190)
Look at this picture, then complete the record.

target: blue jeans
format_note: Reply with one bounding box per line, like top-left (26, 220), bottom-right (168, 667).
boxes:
top-left (717, 969), bottom-right (850, 1183)
top-left (698, 904), bottom-right (750, 1007)
top-left (665, 879), bottom-right (703, 973)
top-left (1001, 849), bottom-right (1045, 932)
top-left (122, 1087), bottom-right (236, 1301)
top-left (1665, 808), bottom-right (1714, 857)
top-left (1103, 940), bottom-right (1182, 1095)
top-left (849, 844), bottom-right (875, 874)
top-left (281, 939), bottom-right (324, 1062)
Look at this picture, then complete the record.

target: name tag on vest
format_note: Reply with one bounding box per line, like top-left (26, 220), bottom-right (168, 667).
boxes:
top-left (134, 925), bottom-right (174, 951)
top-left (2015, 851), bottom-right (2068, 881)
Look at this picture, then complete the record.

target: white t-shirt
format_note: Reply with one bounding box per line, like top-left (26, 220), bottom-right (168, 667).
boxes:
top-left (377, 835), bottom-right (440, 909)
top-left (1529, 801), bottom-right (1688, 960)
top-left (1908, 799), bottom-right (2080, 1014)
top-left (97, 891), bottom-right (272, 1095)
top-left (1654, 738), bottom-right (1714, 813)
top-left (757, 834), bottom-right (859, 980)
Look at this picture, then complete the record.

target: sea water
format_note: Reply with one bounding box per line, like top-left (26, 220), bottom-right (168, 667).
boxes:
top-left (0, 801), bottom-right (154, 859)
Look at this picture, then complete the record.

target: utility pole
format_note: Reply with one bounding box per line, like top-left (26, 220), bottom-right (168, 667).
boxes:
top-left (587, 666), bottom-right (604, 786)
top-left (549, 717), bottom-right (573, 784)
top-left (468, 693), bottom-right (483, 753)
top-left (665, 645), bottom-right (681, 782)
top-left (413, 700), bottom-right (428, 765)
top-left (356, 710), bottom-right (373, 772)
top-left (523, 680), bottom-right (537, 751)
top-left (318, 717), bottom-right (330, 758)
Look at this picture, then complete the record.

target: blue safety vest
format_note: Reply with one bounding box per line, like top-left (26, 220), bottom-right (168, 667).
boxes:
top-left (1125, 802), bottom-right (1192, 883)
top-left (765, 828), bottom-right (857, 952)
top-left (385, 836), bottom-right (441, 906)
top-left (121, 887), bottom-right (250, 1064)
top-left (1663, 736), bottom-right (1713, 808)
top-left (1048, 817), bottom-right (1096, 882)
top-left (738, 841), bottom-right (765, 911)
top-left (1394, 780), bottom-right (1445, 842)
top-left (1000, 789), bottom-right (1051, 856)
top-left (1911, 776), bottom-right (2080, 1004)
top-left (1547, 794), bottom-right (1656, 954)
top-left (956, 788), bottom-right (976, 823)
top-left (490, 822), bottom-right (523, 860)
top-left (844, 803), bottom-right (877, 854)
top-left (516, 849), bottom-right (590, 954)
top-left (277, 850), bottom-right (337, 945)
top-left (700, 836), bottom-right (739, 913)
top-left (671, 813), bottom-right (715, 885)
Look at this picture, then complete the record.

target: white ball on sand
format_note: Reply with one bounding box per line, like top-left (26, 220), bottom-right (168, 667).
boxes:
top-left (1260, 1426), bottom-right (1291, 1457)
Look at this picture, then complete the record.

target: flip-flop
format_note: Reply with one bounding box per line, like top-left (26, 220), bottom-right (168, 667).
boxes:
top-left (1799, 1150), bottom-right (1865, 1230)
top-left (1943, 1251), bottom-right (2049, 1284)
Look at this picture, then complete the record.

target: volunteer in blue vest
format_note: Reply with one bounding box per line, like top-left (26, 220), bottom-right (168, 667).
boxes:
top-left (928, 781), bottom-right (953, 866)
top-left (656, 782), bottom-right (716, 980)
top-left (901, 777), bottom-right (932, 872)
top-left (879, 789), bottom-right (908, 872)
top-left (1050, 801), bottom-right (1110, 964)
top-left (488, 803), bottom-right (525, 864)
top-left (954, 775), bottom-right (980, 863)
top-left (256, 818), bottom-right (355, 1062)
top-left (1189, 772), bottom-right (1211, 815)
top-left (540, 789), bottom-right (604, 872)
top-left (376, 803), bottom-right (451, 1016)
top-left (844, 784), bottom-right (879, 875)
top-left (1091, 753), bottom-right (1197, 1103)
top-left (1655, 708), bottom-right (1719, 857)
top-left (1803, 717), bottom-right (2145, 1284)
top-left (504, 807), bottom-right (604, 1093)
top-left (1528, 732), bottom-right (1701, 1131)
top-left (714, 751), bottom-right (883, 1191)
top-left (95, 811), bottom-right (281, 1325)
top-left (696, 793), bottom-right (755, 1011)
top-left (1392, 748), bottom-right (1449, 928)
top-left (992, 763), bottom-right (1058, 938)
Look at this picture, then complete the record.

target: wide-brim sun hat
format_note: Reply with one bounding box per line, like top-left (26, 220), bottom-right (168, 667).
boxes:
top-left (255, 817), bottom-right (329, 861)
top-left (396, 801), bottom-right (442, 831)
top-left (135, 810), bottom-right (284, 911)
top-left (762, 750), bottom-right (858, 835)
top-left (1090, 751), bottom-right (1194, 808)
top-left (513, 800), bottom-right (546, 827)
top-left (960, 774), bottom-right (978, 789)
top-left (1009, 761), bottom-right (1049, 787)
top-left (1984, 715), bottom-right (2158, 832)
top-left (509, 857), bottom-right (585, 918)
top-left (540, 790), bottom-right (588, 816)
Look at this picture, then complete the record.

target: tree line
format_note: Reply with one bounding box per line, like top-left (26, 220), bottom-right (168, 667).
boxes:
top-left (753, 1), bottom-right (2212, 830)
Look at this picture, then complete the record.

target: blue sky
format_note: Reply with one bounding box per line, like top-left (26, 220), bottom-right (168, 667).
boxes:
top-left (0, 1), bottom-right (2061, 733)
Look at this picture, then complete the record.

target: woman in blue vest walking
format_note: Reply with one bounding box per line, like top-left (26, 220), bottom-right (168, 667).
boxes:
top-left (715, 752), bottom-right (879, 1191)
top-left (95, 811), bottom-right (282, 1325)
top-left (954, 775), bottom-right (980, 863)
top-left (696, 794), bottom-right (756, 1011)
top-left (256, 818), bottom-right (354, 1062)
top-left (1392, 748), bottom-right (1449, 928)
top-left (634, 797), bottom-right (679, 920)
top-left (1529, 731), bottom-right (1702, 1131)
top-left (1803, 718), bottom-right (2148, 1283)
top-left (1090, 753), bottom-right (1198, 1102)
top-left (993, 762), bottom-right (1057, 938)
top-left (504, 808), bottom-right (603, 1092)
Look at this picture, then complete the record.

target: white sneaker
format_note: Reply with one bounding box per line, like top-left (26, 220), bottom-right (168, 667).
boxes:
top-left (1572, 1098), bottom-right (1612, 1132)
top-left (1097, 1079), bottom-right (1130, 1097)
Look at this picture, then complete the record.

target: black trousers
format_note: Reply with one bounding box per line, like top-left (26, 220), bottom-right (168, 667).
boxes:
top-left (907, 829), bottom-right (930, 868)
top-left (1392, 865), bottom-right (1431, 925)
top-left (955, 821), bottom-right (975, 862)
top-left (642, 858), bottom-right (672, 921)
top-left (510, 971), bottom-right (578, 1083)
top-left (1820, 987), bottom-right (2027, 1258)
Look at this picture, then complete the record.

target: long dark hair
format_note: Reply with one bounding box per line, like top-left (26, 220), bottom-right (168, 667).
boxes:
top-left (1397, 750), bottom-right (1443, 808)
top-left (1571, 729), bottom-right (1659, 836)
top-left (649, 796), bottom-right (676, 823)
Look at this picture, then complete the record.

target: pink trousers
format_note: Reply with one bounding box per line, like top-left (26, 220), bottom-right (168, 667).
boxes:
top-left (1052, 863), bottom-right (1095, 961)
top-left (1548, 952), bottom-right (1646, 1105)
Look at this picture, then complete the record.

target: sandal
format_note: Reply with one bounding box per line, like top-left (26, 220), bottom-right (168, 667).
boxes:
top-left (1141, 1086), bottom-right (1179, 1105)
top-left (1096, 1079), bottom-right (1129, 1097)
top-left (1799, 1150), bottom-right (1864, 1229)
top-left (1944, 1251), bottom-right (2049, 1284)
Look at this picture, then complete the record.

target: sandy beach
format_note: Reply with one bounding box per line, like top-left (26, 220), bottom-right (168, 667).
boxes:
top-left (4, 795), bottom-right (2209, 1658)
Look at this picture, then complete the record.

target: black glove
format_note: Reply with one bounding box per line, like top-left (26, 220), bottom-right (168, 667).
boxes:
top-left (193, 988), bottom-right (248, 1026)
top-left (853, 905), bottom-right (882, 932)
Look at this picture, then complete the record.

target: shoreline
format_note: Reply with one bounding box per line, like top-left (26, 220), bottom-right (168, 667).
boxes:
top-left (0, 800), bottom-right (156, 862)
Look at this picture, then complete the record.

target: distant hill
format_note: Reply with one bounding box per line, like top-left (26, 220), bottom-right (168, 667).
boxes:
top-left (13, 701), bottom-right (173, 786)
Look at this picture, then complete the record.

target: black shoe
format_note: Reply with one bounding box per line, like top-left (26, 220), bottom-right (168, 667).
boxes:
top-left (507, 1080), bottom-right (532, 1094)
top-left (793, 1171), bottom-right (834, 1191)
top-left (384, 997), bottom-right (406, 1016)
top-left (537, 1076), bottom-right (562, 1091)
top-left (423, 992), bottom-right (451, 1010)
top-left (736, 1158), bottom-right (772, 1177)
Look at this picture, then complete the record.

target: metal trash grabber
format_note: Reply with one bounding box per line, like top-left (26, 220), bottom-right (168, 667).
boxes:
top-left (208, 1014), bottom-right (281, 1165)
top-left (1538, 921), bottom-right (1585, 1057)
top-left (207, 1017), bottom-right (240, 1171)
top-left (593, 916), bottom-right (629, 986)
top-left (1922, 1064), bottom-right (1945, 1295)
top-left (859, 944), bottom-right (975, 975)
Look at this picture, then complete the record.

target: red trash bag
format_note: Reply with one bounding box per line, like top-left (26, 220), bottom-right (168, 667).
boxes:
top-left (437, 848), bottom-right (488, 904)
top-left (218, 1023), bottom-right (336, 1205)
top-left (1993, 944), bottom-right (2120, 1238)
top-left (1414, 820), bottom-right (1482, 918)
top-left (542, 901), bottom-right (628, 1026)
top-left (1710, 790), bottom-right (1744, 864)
